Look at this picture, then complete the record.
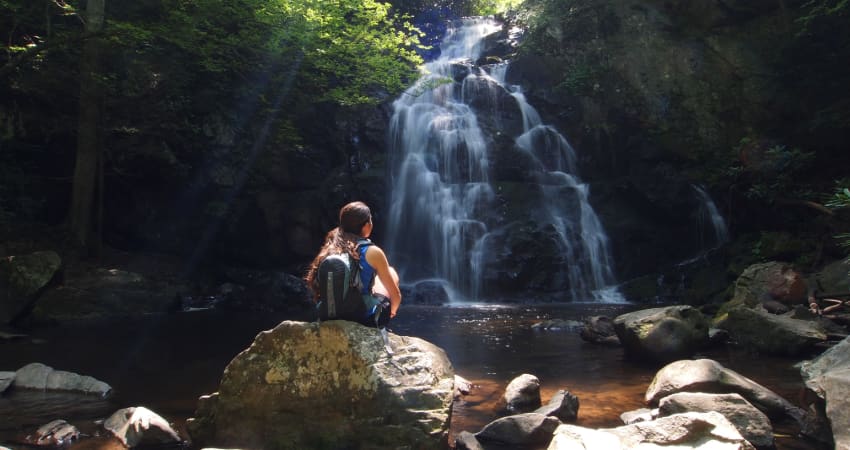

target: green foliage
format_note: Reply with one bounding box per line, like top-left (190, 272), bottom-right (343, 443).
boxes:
top-left (826, 181), bottom-right (850, 255)
top-left (555, 62), bottom-right (601, 96)
top-left (470, 0), bottom-right (523, 15)
top-left (718, 137), bottom-right (816, 203)
top-left (147, 0), bottom-right (424, 106)
top-left (797, 0), bottom-right (849, 36)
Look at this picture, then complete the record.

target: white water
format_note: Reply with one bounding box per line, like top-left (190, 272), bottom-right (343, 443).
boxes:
top-left (693, 184), bottom-right (729, 249)
top-left (386, 18), bottom-right (623, 303)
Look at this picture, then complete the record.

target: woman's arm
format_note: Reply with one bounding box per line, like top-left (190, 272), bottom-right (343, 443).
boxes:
top-left (365, 245), bottom-right (402, 317)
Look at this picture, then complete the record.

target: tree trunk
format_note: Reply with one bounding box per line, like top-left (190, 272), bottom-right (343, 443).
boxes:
top-left (69, 0), bottom-right (105, 252)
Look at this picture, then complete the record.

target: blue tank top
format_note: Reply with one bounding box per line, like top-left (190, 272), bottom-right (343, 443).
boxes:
top-left (357, 240), bottom-right (375, 294)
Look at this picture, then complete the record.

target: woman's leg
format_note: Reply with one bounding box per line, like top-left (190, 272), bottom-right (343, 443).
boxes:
top-left (372, 266), bottom-right (399, 298)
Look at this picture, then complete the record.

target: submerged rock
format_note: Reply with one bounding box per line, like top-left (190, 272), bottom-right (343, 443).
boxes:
top-left (186, 320), bottom-right (454, 450)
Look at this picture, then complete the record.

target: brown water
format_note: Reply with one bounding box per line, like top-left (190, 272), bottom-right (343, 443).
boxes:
top-left (0, 303), bottom-right (829, 449)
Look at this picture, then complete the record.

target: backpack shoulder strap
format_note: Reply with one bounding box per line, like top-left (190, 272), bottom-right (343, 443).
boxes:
top-left (355, 238), bottom-right (372, 251)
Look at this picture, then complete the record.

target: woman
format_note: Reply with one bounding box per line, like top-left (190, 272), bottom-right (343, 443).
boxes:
top-left (305, 201), bottom-right (402, 324)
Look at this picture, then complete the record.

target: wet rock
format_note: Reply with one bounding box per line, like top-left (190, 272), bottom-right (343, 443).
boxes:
top-left (613, 305), bottom-right (710, 362)
top-left (658, 392), bottom-right (774, 448)
top-left (549, 412), bottom-right (755, 450)
top-left (534, 389), bottom-right (579, 422)
top-left (532, 319), bottom-right (582, 331)
top-left (620, 408), bottom-right (656, 424)
top-left (27, 419), bottom-right (79, 446)
top-left (0, 251), bottom-right (61, 324)
top-left (186, 320), bottom-right (454, 450)
top-left (646, 359), bottom-right (805, 422)
top-left (104, 406), bottom-right (182, 447)
top-left (13, 363), bottom-right (111, 397)
top-left (579, 315), bottom-right (620, 345)
top-left (504, 373), bottom-right (542, 413)
top-left (476, 413), bottom-right (561, 447)
top-left (404, 280), bottom-right (450, 305)
top-left (715, 305), bottom-right (827, 356)
top-left (800, 335), bottom-right (850, 449)
top-left (0, 371), bottom-right (13, 393)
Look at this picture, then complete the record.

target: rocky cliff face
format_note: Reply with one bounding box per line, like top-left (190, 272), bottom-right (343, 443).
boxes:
top-left (77, 0), bottom-right (847, 298)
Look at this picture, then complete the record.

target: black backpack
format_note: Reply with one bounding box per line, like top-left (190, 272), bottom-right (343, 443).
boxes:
top-left (316, 239), bottom-right (372, 321)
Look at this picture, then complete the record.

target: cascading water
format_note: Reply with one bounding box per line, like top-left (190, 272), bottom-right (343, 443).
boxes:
top-left (693, 184), bottom-right (729, 251)
top-left (386, 18), bottom-right (622, 302)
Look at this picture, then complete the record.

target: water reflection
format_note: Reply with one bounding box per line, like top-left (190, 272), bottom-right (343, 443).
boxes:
top-left (0, 304), bottom-right (826, 449)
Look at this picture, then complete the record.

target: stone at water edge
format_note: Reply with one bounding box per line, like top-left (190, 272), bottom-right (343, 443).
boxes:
top-left (476, 413), bottom-right (561, 446)
top-left (548, 411), bottom-right (756, 450)
top-left (103, 406), bottom-right (182, 447)
top-left (27, 419), bottom-right (80, 446)
top-left (186, 320), bottom-right (454, 450)
top-left (645, 358), bottom-right (805, 422)
top-left (503, 373), bottom-right (542, 413)
top-left (533, 389), bottom-right (579, 422)
top-left (13, 362), bottom-right (112, 397)
top-left (613, 305), bottom-right (710, 363)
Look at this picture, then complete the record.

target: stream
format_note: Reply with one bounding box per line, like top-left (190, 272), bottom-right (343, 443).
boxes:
top-left (0, 303), bottom-right (827, 449)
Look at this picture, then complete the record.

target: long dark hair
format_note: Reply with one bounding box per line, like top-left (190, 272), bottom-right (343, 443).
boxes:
top-left (304, 201), bottom-right (372, 299)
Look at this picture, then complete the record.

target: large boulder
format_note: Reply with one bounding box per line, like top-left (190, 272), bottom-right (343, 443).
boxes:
top-left (657, 392), bottom-right (774, 448)
top-left (548, 412), bottom-right (755, 450)
top-left (800, 335), bottom-right (850, 450)
top-left (729, 262), bottom-right (808, 308)
top-left (715, 305), bottom-right (827, 356)
top-left (186, 320), bottom-right (455, 450)
top-left (645, 359), bottom-right (804, 421)
top-left (613, 305), bottom-right (710, 362)
top-left (0, 251), bottom-right (61, 324)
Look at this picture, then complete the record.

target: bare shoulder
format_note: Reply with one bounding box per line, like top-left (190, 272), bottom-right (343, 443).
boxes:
top-left (365, 244), bottom-right (389, 263)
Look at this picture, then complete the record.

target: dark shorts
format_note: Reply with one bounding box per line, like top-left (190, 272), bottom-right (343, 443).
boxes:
top-left (361, 294), bottom-right (391, 328)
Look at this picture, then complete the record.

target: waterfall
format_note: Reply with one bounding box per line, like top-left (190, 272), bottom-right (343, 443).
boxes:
top-left (386, 18), bottom-right (622, 303)
top-left (693, 185), bottom-right (729, 249)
